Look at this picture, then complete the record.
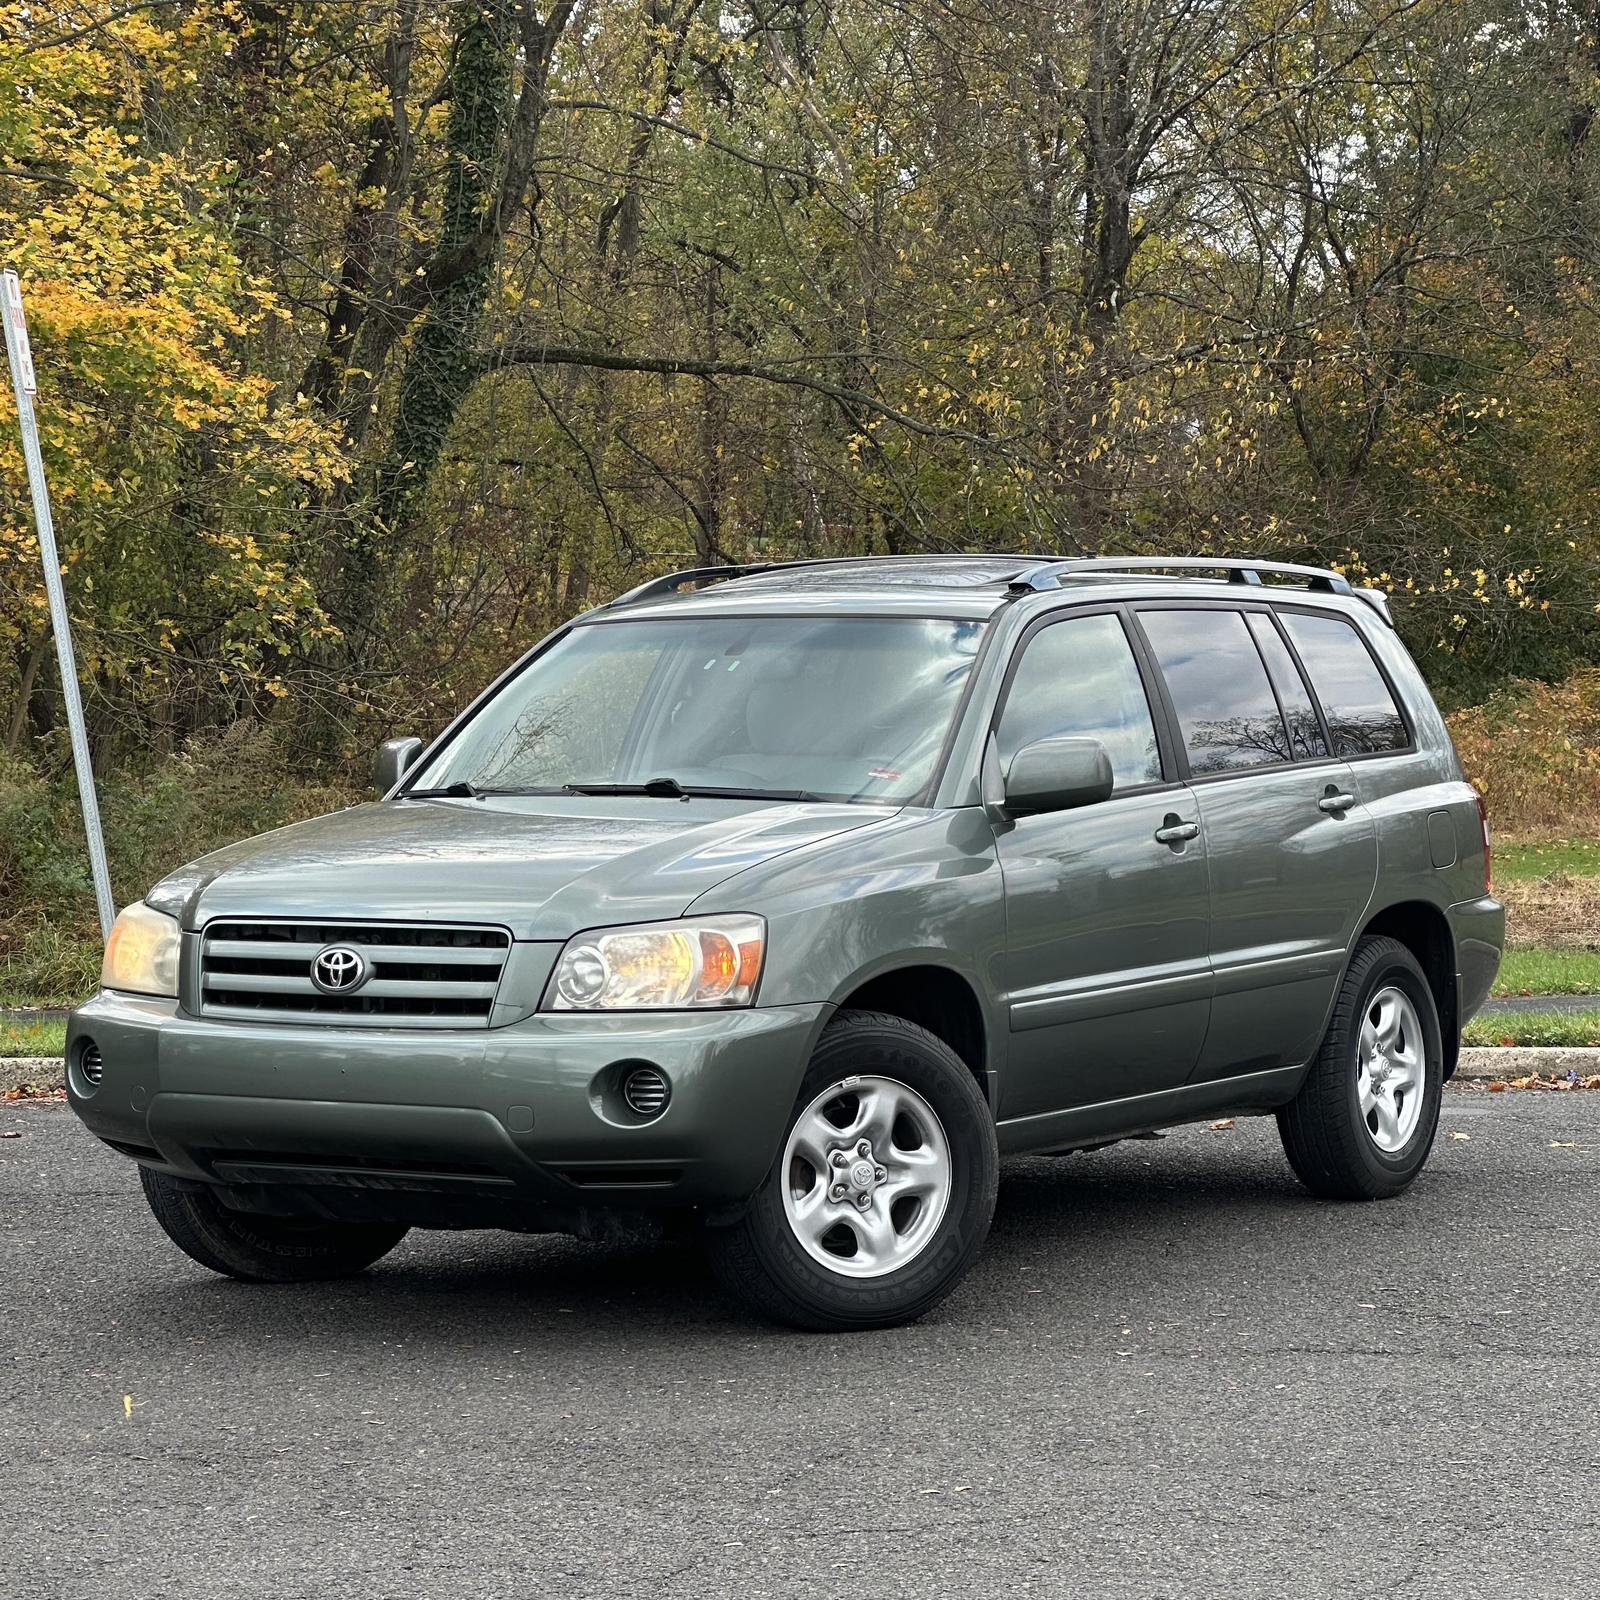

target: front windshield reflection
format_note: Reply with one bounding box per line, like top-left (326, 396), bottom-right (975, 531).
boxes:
top-left (413, 615), bottom-right (987, 805)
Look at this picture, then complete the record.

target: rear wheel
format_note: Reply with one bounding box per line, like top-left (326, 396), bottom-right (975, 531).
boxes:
top-left (706, 1010), bottom-right (998, 1330)
top-left (140, 1168), bottom-right (409, 1282)
top-left (1278, 936), bottom-right (1443, 1200)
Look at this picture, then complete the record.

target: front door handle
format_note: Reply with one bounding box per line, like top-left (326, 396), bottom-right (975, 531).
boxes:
top-left (1318, 791), bottom-right (1356, 814)
top-left (1154, 817), bottom-right (1200, 844)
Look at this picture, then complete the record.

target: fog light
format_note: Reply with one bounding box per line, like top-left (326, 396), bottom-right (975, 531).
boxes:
top-left (622, 1066), bottom-right (670, 1118)
top-left (79, 1042), bottom-right (103, 1086)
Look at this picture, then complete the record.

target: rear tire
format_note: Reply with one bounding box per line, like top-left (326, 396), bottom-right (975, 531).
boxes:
top-left (706, 1010), bottom-right (998, 1331)
top-left (140, 1168), bottom-right (409, 1282)
top-left (1278, 936), bottom-right (1443, 1200)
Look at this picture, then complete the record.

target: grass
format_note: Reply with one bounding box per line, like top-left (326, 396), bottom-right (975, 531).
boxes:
top-left (1491, 947), bottom-right (1600, 995)
top-left (0, 1017), bottom-right (66, 1058)
top-left (1464, 1008), bottom-right (1600, 1048)
top-left (0, 922), bottom-right (98, 1009)
top-left (1494, 838), bottom-right (1600, 882)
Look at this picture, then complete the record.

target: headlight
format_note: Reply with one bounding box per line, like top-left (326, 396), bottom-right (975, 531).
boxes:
top-left (102, 902), bottom-right (181, 998)
top-left (544, 915), bottom-right (766, 1011)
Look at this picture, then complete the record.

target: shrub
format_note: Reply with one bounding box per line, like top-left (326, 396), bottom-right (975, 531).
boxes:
top-left (0, 725), bottom-right (360, 1004)
top-left (1445, 670), bottom-right (1600, 836)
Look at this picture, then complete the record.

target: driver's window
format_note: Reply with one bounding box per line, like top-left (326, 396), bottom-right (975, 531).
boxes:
top-left (996, 613), bottom-right (1163, 790)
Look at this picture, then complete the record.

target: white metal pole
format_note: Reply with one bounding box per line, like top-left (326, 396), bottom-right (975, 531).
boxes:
top-left (2, 269), bottom-right (116, 941)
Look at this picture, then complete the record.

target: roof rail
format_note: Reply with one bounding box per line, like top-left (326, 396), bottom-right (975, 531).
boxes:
top-left (603, 552), bottom-right (1395, 625)
top-left (607, 560), bottom-right (826, 608)
top-left (1008, 555), bottom-right (1355, 597)
top-left (608, 553), bottom-right (1034, 608)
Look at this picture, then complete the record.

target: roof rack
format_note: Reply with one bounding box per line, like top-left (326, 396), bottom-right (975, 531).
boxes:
top-left (1007, 555), bottom-right (1355, 595)
top-left (603, 552), bottom-right (1394, 624)
top-left (607, 560), bottom-right (826, 608)
top-left (605, 552), bottom-right (1021, 609)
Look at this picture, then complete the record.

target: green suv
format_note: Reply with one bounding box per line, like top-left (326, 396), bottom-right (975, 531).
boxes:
top-left (68, 555), bottom-right (1504, 1330)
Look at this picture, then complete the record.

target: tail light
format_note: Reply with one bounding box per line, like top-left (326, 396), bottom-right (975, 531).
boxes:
top-left (1476, 793), bottom-right (1491, 894)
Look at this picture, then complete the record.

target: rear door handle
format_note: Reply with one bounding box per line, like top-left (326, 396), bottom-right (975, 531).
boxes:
top-left (1319, 791), bottom-right (1356, 814)
top-left (1154, 818), bottom-right (1200, 844)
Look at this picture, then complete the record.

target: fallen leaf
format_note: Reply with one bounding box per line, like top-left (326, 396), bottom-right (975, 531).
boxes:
top-left (1209, 1118), bottom-right (1235, 1130)
top-left (1486, 1081), bottom-right (1507, 1092)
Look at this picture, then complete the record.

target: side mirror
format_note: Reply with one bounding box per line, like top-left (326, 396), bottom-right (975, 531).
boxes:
top-left (1003, 736), bottom-right (1114, 816)
top-left (375, 736), bottom-right (424, 796)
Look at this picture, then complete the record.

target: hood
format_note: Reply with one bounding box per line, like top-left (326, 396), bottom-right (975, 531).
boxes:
top-left (147, 796), bottom-right (895, 941)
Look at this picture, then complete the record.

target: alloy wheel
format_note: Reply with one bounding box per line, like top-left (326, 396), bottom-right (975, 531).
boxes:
top-left (1356, 985), bottom-right (1425, 1153)
top-left (780, 1075), bottom-right (952, 1278)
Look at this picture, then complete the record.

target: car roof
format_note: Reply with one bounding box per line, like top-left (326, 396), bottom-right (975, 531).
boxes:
top-left (581, 554), bottom-right (1392, 628)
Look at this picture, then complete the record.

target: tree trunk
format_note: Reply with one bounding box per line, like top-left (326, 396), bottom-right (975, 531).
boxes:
top-left (5, 634), bottom-right (46, 753)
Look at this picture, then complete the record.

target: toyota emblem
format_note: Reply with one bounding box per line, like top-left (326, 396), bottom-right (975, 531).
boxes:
top-left (310, 944), bottom-right (369, 994)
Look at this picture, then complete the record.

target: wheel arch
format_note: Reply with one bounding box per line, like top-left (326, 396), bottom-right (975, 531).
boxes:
top-left (835, 963), bottom-right (992, 1105)
top-left (1357, 899), bottom-right (1459, 1080)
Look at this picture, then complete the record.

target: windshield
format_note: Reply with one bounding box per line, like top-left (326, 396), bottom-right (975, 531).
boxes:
top-left (410, 615), bottom-right (987, 804)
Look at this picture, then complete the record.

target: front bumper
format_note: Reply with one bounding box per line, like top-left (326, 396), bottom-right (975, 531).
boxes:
top-left (66, 991), bottom-right (827, 1217)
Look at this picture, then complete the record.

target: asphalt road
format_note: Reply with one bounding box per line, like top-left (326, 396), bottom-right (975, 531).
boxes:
top-left (2, 1092), bottom-right (1596, 1600)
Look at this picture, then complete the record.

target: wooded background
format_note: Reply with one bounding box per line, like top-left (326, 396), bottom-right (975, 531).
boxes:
top-left (5, 0), bottom-right (1600, 775)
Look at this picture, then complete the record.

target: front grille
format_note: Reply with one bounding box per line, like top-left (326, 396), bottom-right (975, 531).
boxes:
top-left (199, 920), bottom-right (510, 1028)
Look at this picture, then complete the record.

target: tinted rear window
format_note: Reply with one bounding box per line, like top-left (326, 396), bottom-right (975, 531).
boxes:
top-left (1278, 612), bottom-right (1409, 756)
top-left (1246, 612), bottom-right (1328, 761)
top-left (1138, 609), bottom-right (1292, 773)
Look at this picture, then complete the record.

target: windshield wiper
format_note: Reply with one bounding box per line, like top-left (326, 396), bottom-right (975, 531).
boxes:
top-left (560, 779), bottom-right (827, 802)
top-left (564, 777), bottom-right (688, 798)
top-left (675, 785), bottom-right (828, 802)
top-left (405, 779), bottom-right (481, 799)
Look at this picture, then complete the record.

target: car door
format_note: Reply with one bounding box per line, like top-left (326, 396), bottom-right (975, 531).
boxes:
top-left (1133, 603), bottom-right (1378, 1083)
top-left (989, 608), bottom-right (1211, 1120)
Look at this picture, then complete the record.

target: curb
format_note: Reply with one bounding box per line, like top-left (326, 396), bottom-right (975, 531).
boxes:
top-left (2, 1057), bottom-right (64, 1093)
top-left (1456, 1046), bottom-right (1600, 1081)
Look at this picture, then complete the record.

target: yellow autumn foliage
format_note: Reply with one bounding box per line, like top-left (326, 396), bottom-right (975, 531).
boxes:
top-left (0, 1), bottom-right (348, 708)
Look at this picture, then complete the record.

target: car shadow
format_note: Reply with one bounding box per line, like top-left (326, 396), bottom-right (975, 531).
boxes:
top-left (105, 1125), bottom-right (1347, 1352)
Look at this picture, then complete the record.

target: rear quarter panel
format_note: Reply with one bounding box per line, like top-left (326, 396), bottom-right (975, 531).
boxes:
top-left (1358, 618), bottom-right (1493, 913)
top-left (1350, 614), bottom-right (1503, 1020)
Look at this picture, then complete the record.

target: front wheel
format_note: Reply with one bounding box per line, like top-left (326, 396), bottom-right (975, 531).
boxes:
top-left (1278, 935), bottom-right (1444, 1200)
top-left (140, 1168), bottom-right (409, 1282)
top-left (706, 1010), bottom-right (998, 1331)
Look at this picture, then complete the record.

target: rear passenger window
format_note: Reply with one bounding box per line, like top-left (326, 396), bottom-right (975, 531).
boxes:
top-left (996, 613), bottom-right (1162, 790)
top-left (1246, 612), bottom-right (1328, 761)
top-left (1278, 612), bottom-right (1409, 755)
top-left (1138, 609), bottom-right (1291, 773)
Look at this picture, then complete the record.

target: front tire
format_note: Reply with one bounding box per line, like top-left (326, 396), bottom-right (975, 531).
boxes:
top-left (140, 1168), bottom-right (409, 1282)
top-left (706, 1010), bottom-right (998, 1331)
top-left (1278, 936), bottom-right (1443, 1200)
